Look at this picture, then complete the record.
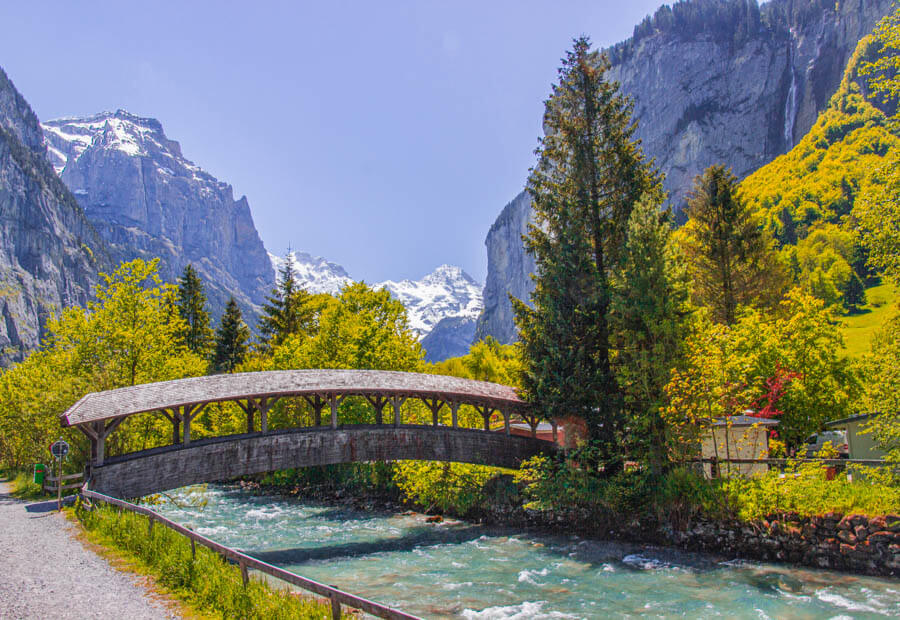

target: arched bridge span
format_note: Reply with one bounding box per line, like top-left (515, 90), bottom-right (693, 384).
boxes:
top-left (60, 369), bottom-right (555, 498)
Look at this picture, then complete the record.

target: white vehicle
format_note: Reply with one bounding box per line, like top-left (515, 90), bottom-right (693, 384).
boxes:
top-left (803, 430), bottom-right (849, 458)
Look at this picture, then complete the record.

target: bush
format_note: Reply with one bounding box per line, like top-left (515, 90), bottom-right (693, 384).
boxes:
top-left (723, 460), bottom-right (900, 520)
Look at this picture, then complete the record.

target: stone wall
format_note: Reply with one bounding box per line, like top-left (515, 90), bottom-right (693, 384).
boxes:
top-left (663, 513), bottom-right (900, 577)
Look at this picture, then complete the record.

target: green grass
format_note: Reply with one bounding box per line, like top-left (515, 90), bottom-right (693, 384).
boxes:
top-left (75, 501), bottom-right (343, 619)
top-left (839, 282), bottom-right (899, 358)
top-left (6, 469), bottom-right (47, 500)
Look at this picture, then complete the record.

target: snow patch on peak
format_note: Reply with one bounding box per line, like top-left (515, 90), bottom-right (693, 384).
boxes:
top-left (41, 110), bottom-right (209, 182)
top-left (268, 250), bottom-right (354, 296)
top-left (375, 265), bottom-right (483, 336)
top-left (268, 252), bottom-right (484, 338)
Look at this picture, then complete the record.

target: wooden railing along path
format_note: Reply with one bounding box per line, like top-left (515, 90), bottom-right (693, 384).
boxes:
top-left (43, 472), bottom-right (84, 494)
top-left (80, 488), bottom-right (420, 620)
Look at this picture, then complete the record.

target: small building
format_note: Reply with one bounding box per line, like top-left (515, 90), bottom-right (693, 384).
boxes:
top-left (825, 413), bottom-right (886, 461)
top-left (701, 415), bottom-right (779, 478)
top-left (508, 422), bottom-right (566, 447)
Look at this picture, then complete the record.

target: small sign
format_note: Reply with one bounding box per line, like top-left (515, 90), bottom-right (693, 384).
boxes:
top-left (50, 439), bottom-right (69, 460)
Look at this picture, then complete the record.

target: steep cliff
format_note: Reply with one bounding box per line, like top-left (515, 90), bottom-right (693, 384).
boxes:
top-left (477, 0), bottom-right (893, 344)
top-left (43, 111), bottom-right (274, 322)
top-left (0, 68), bottom-right (109, 365)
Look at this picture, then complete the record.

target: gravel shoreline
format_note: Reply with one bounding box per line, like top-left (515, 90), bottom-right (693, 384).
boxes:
top-left (0, 481), bottom-right (179, 619)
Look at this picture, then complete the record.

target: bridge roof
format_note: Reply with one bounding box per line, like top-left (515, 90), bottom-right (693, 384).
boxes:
top-left (60, 369), bottom-right (527, 427)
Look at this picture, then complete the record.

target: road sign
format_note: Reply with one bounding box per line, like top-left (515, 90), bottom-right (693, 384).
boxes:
top-left (50, 439), bottom-right (69, 460)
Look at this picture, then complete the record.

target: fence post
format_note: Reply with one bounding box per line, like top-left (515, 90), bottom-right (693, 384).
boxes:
top-left (330, 592), bottom-right (341, 620)
top-left (148, 515), bottom-right (154, 537)
top-left (240, 560), bottom-right (249, 587)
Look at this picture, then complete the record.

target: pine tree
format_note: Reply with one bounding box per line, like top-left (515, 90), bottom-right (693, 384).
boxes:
top-left (612, 196), bottom-right (690, 471)
top-left (175, 264), bottom-right (213, 356)
top-left (681, 165), bottom-right (788, 325)
top-left (513, 37), bottom-right (663, 459)
top-left (213, 297), bottom-right (250, 373)
top-left (258, 259), bottom-right (316, 352)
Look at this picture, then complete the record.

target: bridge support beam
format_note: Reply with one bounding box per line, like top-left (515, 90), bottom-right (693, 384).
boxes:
top-left (391, 396), bottom-right (407, 427)
top-left (302, 395), bottom-right (326, 427)
top-left (450, 401), bottom-right (459, 428)
top-left (328, 395), bottom-right (345, 429)
top-left (79, 417), bottom-right (125, 467)
top-left (422, 397), bottom-right (444, 426)
top-left (502, 408), bottom-right (510, 435)
top-left (364, 395), bottom-right (389, 425)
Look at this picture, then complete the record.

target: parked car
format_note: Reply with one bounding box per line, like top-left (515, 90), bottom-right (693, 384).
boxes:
top-left (802, 430), bottom-right (849, 458)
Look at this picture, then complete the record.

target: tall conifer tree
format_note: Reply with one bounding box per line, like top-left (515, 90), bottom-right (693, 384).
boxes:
top-left (175, 264), bottom-right (213, 356)
top-left (213, 297), bottom-right (250, 373)
top-left (258, 259), bottom-right (316, 352)
top-left (681, 165), bottom-right (787, 325)
top-left (513, 37), bottom-right (662, 459)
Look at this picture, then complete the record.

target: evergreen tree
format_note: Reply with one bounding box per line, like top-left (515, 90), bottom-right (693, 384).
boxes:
top-left (681, 165), bottom-right (788, 325)
top-left (611, 196), bottom-right (690, 471)
top-left (213, 297), bottom-right (250, 373)
top-left (513, 37), bottom-right (663, 459)
top-left (175, 264), bottom-right (213, 356)
top-left (258, 259), bottom-right (316, 352)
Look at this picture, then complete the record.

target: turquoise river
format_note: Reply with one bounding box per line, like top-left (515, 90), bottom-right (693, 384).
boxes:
top-left (153, 485), bottom-right (899, 619)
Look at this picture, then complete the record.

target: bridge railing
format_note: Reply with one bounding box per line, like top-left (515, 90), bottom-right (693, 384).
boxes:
top-left (80, 488), bottom-right (420, 620)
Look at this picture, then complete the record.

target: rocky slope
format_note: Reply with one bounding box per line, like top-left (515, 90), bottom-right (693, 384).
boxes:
top-left (43, 111), bottom-right (273, 322)
top-left (0, 68), bottom-right (109, 365)
top-left (476, 0), bottom-right (894, 343)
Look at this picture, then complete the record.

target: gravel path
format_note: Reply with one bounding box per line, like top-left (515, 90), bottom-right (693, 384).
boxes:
top-left (0, 482), bottom-right (179, 619)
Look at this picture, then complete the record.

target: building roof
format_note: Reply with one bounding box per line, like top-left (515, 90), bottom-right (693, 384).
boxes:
top-left (711, 415), bottom-right (779, 427)
top-left (61, 369), bottom-right (527, 428)
top-left (825, 413), bottom-right (878, 428)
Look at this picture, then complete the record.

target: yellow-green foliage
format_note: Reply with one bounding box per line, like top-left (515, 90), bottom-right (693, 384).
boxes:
top-left (741, 35), bottom-right (899, 238)
top-left (76, 502), bottom-right (337, 619)
top-left (0, 259), bottom-right (207, 470)
top-left (838, 282), bottom-right (899, 357)
top-left (663, 289), bottom-right (859, 449)
top-left (724, 461), bottom-right (900, 520)
top-left (859, 305), bottom-right (900, 462)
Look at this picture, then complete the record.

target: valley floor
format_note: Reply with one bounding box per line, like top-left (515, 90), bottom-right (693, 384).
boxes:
top-left (0, 481), bottom-right (179, 620)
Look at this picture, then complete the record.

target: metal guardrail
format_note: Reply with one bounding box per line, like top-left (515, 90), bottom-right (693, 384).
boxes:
top-left (80, 488), bottom-right (420, 620)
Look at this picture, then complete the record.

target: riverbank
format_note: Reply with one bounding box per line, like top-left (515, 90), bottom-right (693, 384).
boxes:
top-left (242, 476), bottom-right (900, 578)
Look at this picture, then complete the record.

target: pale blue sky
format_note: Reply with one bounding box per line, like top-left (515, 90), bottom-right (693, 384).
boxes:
top-left (1, 1), bottom-right (664, 283)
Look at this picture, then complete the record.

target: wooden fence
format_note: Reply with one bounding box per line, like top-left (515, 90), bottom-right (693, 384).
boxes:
top-left (691, 457), bottom-right (891, 467)
top-left (80, 488), bottom-right (420, 620)
top-left (43, 472), bottom-right (84, 494)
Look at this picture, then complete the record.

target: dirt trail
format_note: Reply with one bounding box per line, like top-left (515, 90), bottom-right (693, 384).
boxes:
top-left (0, 481), bottom-right (179, 619)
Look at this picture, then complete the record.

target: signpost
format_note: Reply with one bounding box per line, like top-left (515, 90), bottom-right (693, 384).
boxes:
top-left (49, 439), bottom-right (69, 511)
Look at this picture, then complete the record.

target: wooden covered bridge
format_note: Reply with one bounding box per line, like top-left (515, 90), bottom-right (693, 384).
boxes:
top-left (61, 369), bottom-right (556, 498)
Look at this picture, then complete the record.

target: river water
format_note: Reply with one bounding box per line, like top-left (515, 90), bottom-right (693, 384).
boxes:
top-left (152, 485), bottom-right (899, 619)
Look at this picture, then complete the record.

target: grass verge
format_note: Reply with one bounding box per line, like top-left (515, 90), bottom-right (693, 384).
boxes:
top-left (839, 282), bottom-right (898, 358)
top-left (74, 500), bottom-right (345, 619)
top-left (8, 469), bottom-right (46, 500)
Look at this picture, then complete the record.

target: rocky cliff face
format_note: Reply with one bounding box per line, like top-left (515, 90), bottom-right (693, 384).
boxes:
top-left (0, 69), bottom-right (109, 365)
top-left (477, 0), bottom-right (893, 344)
top-left (474, 191), bottom-right (534, 344)
top-left (43, 111), bottom-right (274, 322)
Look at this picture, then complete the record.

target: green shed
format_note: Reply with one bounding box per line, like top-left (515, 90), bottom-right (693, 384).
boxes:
top-left (824, 413), bottom-right (886, 460)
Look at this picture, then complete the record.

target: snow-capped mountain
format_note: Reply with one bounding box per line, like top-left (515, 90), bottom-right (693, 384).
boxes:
top-left (268, 250), bottom-right (354, 295)
top-left (41, 110), bottom-right (273, 321)
top-left (375, 265), bottom-right (482, 336)
top-left (269, 252), bottom-right (483, 344)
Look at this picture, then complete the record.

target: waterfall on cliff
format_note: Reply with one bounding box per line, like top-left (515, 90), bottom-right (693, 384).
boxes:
top-left (783, 27), bottom-right (799, 149)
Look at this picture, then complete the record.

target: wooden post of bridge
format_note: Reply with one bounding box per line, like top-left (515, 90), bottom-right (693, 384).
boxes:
top-left (391, 396), bottom-right (406, 426)
top-left (502, 408), bottom-right (510, 435)
top-left (78, 417), bottom-right (125, 467)
top-left (450, 401), bottom-right (459, 429)
top-left (422, 398), bottom-right (443, 426)
top-left (364, 395), bottom-right (389, 425)
top-left (329, 395), bottom-right (344, 429)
